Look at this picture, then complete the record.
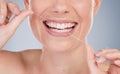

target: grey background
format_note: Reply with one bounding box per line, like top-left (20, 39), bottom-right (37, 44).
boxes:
top-left (3, 0), bottom-right (120, 51)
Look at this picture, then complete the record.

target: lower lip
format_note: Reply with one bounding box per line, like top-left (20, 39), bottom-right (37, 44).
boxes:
top-left (43, 24), bottom-right (76, 37)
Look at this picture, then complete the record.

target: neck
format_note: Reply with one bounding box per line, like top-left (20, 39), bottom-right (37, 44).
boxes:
top-left (40, 43), bottom-right (90, 74)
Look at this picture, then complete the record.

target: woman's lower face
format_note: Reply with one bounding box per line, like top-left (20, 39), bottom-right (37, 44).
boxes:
top-left (29, 0), bottom-right (95, 51)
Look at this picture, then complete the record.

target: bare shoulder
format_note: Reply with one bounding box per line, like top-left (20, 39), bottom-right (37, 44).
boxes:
top-left (19, 49), bottom-right (42, 64)
top-left (19, 49), bottom-right (42, 73)
top-left (0, 50), bottom-right (26, 74)
top-left (0, 49), bottom-right (42, 74)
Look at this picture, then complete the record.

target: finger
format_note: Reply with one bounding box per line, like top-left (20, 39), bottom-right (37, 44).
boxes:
top-left (96, 56), bottom-right (106, 63)
top-left (7, 2), bottom-right (20, 15)
top-left (105, 52), bottom-right (120, 60)
top-left (86, 45), bottom-right (104, 74)
top-left (86, 45), bottom-right (108, 74)
top-left (114, 60), bottom-right (120, 66)
top-left (96, 49), bottom-right (119, 57)
top-left (96, 49), bottom-right (120, 63)
top-left (86, 45), bottom-right (97, 67)
top-left (8, 9), bottom-right (33, 31)
top-left (0, 0), bottom-right (7, 24)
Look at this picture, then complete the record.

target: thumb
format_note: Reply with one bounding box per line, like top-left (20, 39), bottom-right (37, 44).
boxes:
top-left (86, 45), bottom-right (98, 69)
top-left (86, 45), bottom-right (107, 74)
top-left (8, 9), bottom-right (33, 31)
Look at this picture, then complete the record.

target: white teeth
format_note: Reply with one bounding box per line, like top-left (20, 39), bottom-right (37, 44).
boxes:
top-left (67, 23), bottom-right (74, 27)
top-left (51, 29), bottom-right (72, 33)
top-left (45, 21), bottom-right (76, 33)
top-left (46, 22), bottom-right (75, 29)
top-left (57, 23), bottom-right (65, 29)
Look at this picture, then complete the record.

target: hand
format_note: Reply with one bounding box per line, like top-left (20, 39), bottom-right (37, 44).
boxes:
top-left (86, 45), bottom-right (107, 74)
top-left (87, 45), bottom-right (120, 74)
top-left (96, 48), bottom-right (120, 74)
top-left (0, 0), bottom-right (33, 48)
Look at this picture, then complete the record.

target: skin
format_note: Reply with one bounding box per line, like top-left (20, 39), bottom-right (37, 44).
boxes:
top-left (0, 0), bottom-right (120, 74)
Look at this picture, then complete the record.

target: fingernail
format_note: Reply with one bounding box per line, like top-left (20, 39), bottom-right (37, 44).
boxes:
top-left (114, 60), bottom-right (120, 66)
top-left (96, 57), bottom-right (105, 63)
top-left (0, 15), bottom-right (4, 22)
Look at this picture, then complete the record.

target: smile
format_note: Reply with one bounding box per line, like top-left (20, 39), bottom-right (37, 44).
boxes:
top-left (43, 20), bottom-right (78, 37)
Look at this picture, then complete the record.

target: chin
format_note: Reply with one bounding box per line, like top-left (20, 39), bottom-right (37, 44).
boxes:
top-left (41, 36), bottom-right (82, 52)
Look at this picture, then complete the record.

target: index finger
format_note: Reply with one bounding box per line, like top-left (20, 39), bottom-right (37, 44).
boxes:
top-left (0, 0), bottom-right (7, 24)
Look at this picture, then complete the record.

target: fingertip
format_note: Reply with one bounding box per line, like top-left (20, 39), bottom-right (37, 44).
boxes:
top-left (22, 9), bottom-right (34, 15)
top-left (28, 9), bottom-right (34, 14)
top-left (96, 49), bottom-right (106, 57)
top-left (8, 9), bottom-right (33, 29)
top-left (96, 57), bottom-right (106, 63)
top-left (96, 53), bottom-right (100, 57)
top-left (114, 60), bottom-right (120, 66)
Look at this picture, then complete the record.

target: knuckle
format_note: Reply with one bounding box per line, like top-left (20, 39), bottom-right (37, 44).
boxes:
top-left (7, 2), bottom-right (20, 15)
top-left (8, 2), bottom-right (19, 8)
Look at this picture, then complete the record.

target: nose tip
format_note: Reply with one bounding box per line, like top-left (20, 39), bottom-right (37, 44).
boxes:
top-left (51, 1), bottom-right (70, 14)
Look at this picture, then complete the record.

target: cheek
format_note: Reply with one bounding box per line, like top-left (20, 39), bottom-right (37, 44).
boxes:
top-left (30, 0), bottom-right (51, 14)
top-left (29, 16), bottom-right (42, 41)
top-left (72, 1), bottom-right (93, 21)
top-left (71, 1), bottom-right (94, 38)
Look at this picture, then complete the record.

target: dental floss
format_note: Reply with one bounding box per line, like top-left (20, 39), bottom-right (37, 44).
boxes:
top-left (70, 34), bottom-right (83, 43)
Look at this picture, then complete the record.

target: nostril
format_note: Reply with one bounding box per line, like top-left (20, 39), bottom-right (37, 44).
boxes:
top-left (64, 11), bottom-right (69, 13)
top-left (53, 10), bottom-right (69, 14)
top-left (52, 6), bottom-right (70, 14)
